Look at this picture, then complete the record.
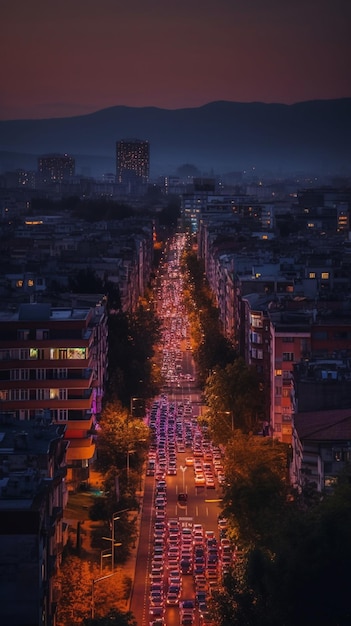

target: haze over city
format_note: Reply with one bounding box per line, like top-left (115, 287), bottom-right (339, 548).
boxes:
top-left (1, 0), bottom-right (350, 121)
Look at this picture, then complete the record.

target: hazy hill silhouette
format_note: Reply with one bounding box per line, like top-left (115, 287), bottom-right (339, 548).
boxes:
top-left (0, 99), bottom-right (350, 178)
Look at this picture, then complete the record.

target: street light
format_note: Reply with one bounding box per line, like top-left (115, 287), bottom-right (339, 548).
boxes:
top-left (102, 509), bottom-right (129, 571)
top-left (126, 445), bottom-right (136, 483)
top-left (216, 409), bottom-right (234, 433)
top-left (223, 410), bottom-right (234, 431)
top-left (92, 573), bottom-right (117, 618)
top-left (100, 548), bottom-right (111, 574)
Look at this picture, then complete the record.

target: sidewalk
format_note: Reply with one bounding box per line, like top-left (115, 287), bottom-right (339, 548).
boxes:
top-left (86, 466), bottom-right (145, 612)
top-left (122, 476), bottom-right (145, 611)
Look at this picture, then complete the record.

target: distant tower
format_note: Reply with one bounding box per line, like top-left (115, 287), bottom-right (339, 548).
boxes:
top-left (116, 139), bottom-right (149, 193)
top-left (38, 153), bottom-right (75, 185)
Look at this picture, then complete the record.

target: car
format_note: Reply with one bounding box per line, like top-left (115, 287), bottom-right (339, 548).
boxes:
top-left (180, 611), bottom-right (195, 626)
top-left (149, 605), bottom-right (164, 620)
top-left (195, 474), bottom-right (206, 485)
top-left (166, 587), bottom-right (180, 605)
top-left (180, 599), bottom-right (195, 613)
top-left (205, 530), bottom-right (215, 540)
top-left (221, 553), bottom-right (232, 565)
top-left (178, 492), bottom-right (188, 504)
top-left (149, 620), bottom-right (164, 626)
top-left (194, 574), bottom-right (208, 591)
top-left (146, 464), bottom-right (155, 476)
top-left (195, 590), bottom-right (207, 606)
top-left (168, 518), bottom-right (180, 530)
top-left (150, 583), bottom-right (163, 596)
top-left (167, 466), bottom-right (177, 475)
top-left (149, 574), bottom-right (163, 586)
top-left (155, 510), bottom-right (166, 521)
top-left (193, 562), bottom-right (205, 576)
top-left (205, 476), bottom-right (215, 488)
top-left (199, 611), bottom-right (215, 626)
top-left (180, 558), bottom-right (192, 574)
top-left (218, 517), bottom-right (228, 531)
top-left (149, 592), bottom-right (163, 607)
top-left (150, 565), bottom-right (163, 579)
top-left (168, 574), bottom-right (182, 589)
top-left (168, 546), bottom-right (180, 560)
top-left (206, 565), bottom-right (218, 580)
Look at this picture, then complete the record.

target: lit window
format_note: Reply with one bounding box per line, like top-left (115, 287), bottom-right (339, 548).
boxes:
top-left (67, 348), bottom-right (86, 359)
top-left (321, 272), bottom-right (329, 280)
top-left (309, 272), bottom-right (316, 279)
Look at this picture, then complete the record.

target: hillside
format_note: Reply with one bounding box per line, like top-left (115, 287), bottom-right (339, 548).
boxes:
top-left (0, 99), bottom-right (350, 178)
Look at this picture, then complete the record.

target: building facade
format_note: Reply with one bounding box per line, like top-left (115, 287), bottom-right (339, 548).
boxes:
top-left (37, 154), bottom-right (75, 186)
top-left (116, 139), bottom-right (149, 193)
top-left (0, 302), bottom-right (108, 491)
top-left (0, 416), bottom-right (68, 626)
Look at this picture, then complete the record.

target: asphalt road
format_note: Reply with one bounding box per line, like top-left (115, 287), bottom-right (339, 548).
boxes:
top-left (130, 405), bottom-right (223, 626)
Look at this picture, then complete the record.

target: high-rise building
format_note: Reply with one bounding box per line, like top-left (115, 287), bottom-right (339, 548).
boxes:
top-left (116, 139), bottom-right (149, 193)
top-left (38, 153), bottom-right (75, 185)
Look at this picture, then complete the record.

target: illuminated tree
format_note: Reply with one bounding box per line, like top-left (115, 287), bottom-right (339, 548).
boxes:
top-left (83, 609), bottom-right (137, 626)
top-left (56, 556), bottom-right (134, 626)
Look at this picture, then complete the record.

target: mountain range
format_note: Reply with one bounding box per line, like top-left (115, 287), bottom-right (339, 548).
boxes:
top-left (0, 99), bottom-right (350, 179)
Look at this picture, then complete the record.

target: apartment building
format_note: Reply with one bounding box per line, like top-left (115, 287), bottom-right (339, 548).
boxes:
top-left (0, 416), bottom-right (68, 626)
top-left (0, 301), bottom-right (108, 491)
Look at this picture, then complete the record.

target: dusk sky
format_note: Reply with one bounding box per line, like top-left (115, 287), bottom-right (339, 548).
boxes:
top-left (1, 0), bottom-right (350, 120)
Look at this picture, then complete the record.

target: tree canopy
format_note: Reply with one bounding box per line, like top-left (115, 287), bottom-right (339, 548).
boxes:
top-left (205, 358), bottom-right (263, 438)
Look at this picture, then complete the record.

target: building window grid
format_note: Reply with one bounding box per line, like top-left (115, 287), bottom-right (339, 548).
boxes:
top-left (11, 388), bottom-right (29, 401)
top-left (282, 352), bottom-right (294, 361)
top-left (10, 369), bottom-right (29, 381)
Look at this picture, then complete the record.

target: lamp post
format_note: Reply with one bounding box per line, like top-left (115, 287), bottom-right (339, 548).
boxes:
top-left (102, 509), bottom-right (129, 571)
top-left (223, 410), bottom-right (234, 432)
top-left (92, 573), bottom-right (116, 618)
top-left (126, 446), bottom-right (136, 484)
top-left (100, 548), bottom-right (112, 574)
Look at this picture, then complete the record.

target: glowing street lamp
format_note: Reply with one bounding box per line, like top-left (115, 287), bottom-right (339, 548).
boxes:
top-left (102, 509), bottom-right (129, 570)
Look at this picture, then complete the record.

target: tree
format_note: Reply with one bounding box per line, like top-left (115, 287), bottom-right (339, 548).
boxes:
top-left (95, 401), bottom-right (149, 477)
top-left (214, 460), bottom-right (351, 626)
top-left (221, 432), bottom-right (291, 548)
top-left (56, 556), bottom-right (135, 626)
top-left (68, 267), bottom-right (105, 293)
top-left (83, 609), bottom-right (137, 626)
top-left (106, 305), bottom-right (161, 405)
top-left (205, 358), bottom-right (263, 438)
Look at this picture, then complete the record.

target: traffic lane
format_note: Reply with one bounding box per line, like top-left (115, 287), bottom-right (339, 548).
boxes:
top-left (164, 462), bottom-right (222, 626)
top-left (166, 456), bottom-right (223, 535)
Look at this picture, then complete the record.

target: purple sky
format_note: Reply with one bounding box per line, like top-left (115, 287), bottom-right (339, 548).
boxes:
top-left (1, 0), bottom-right (350, 120)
